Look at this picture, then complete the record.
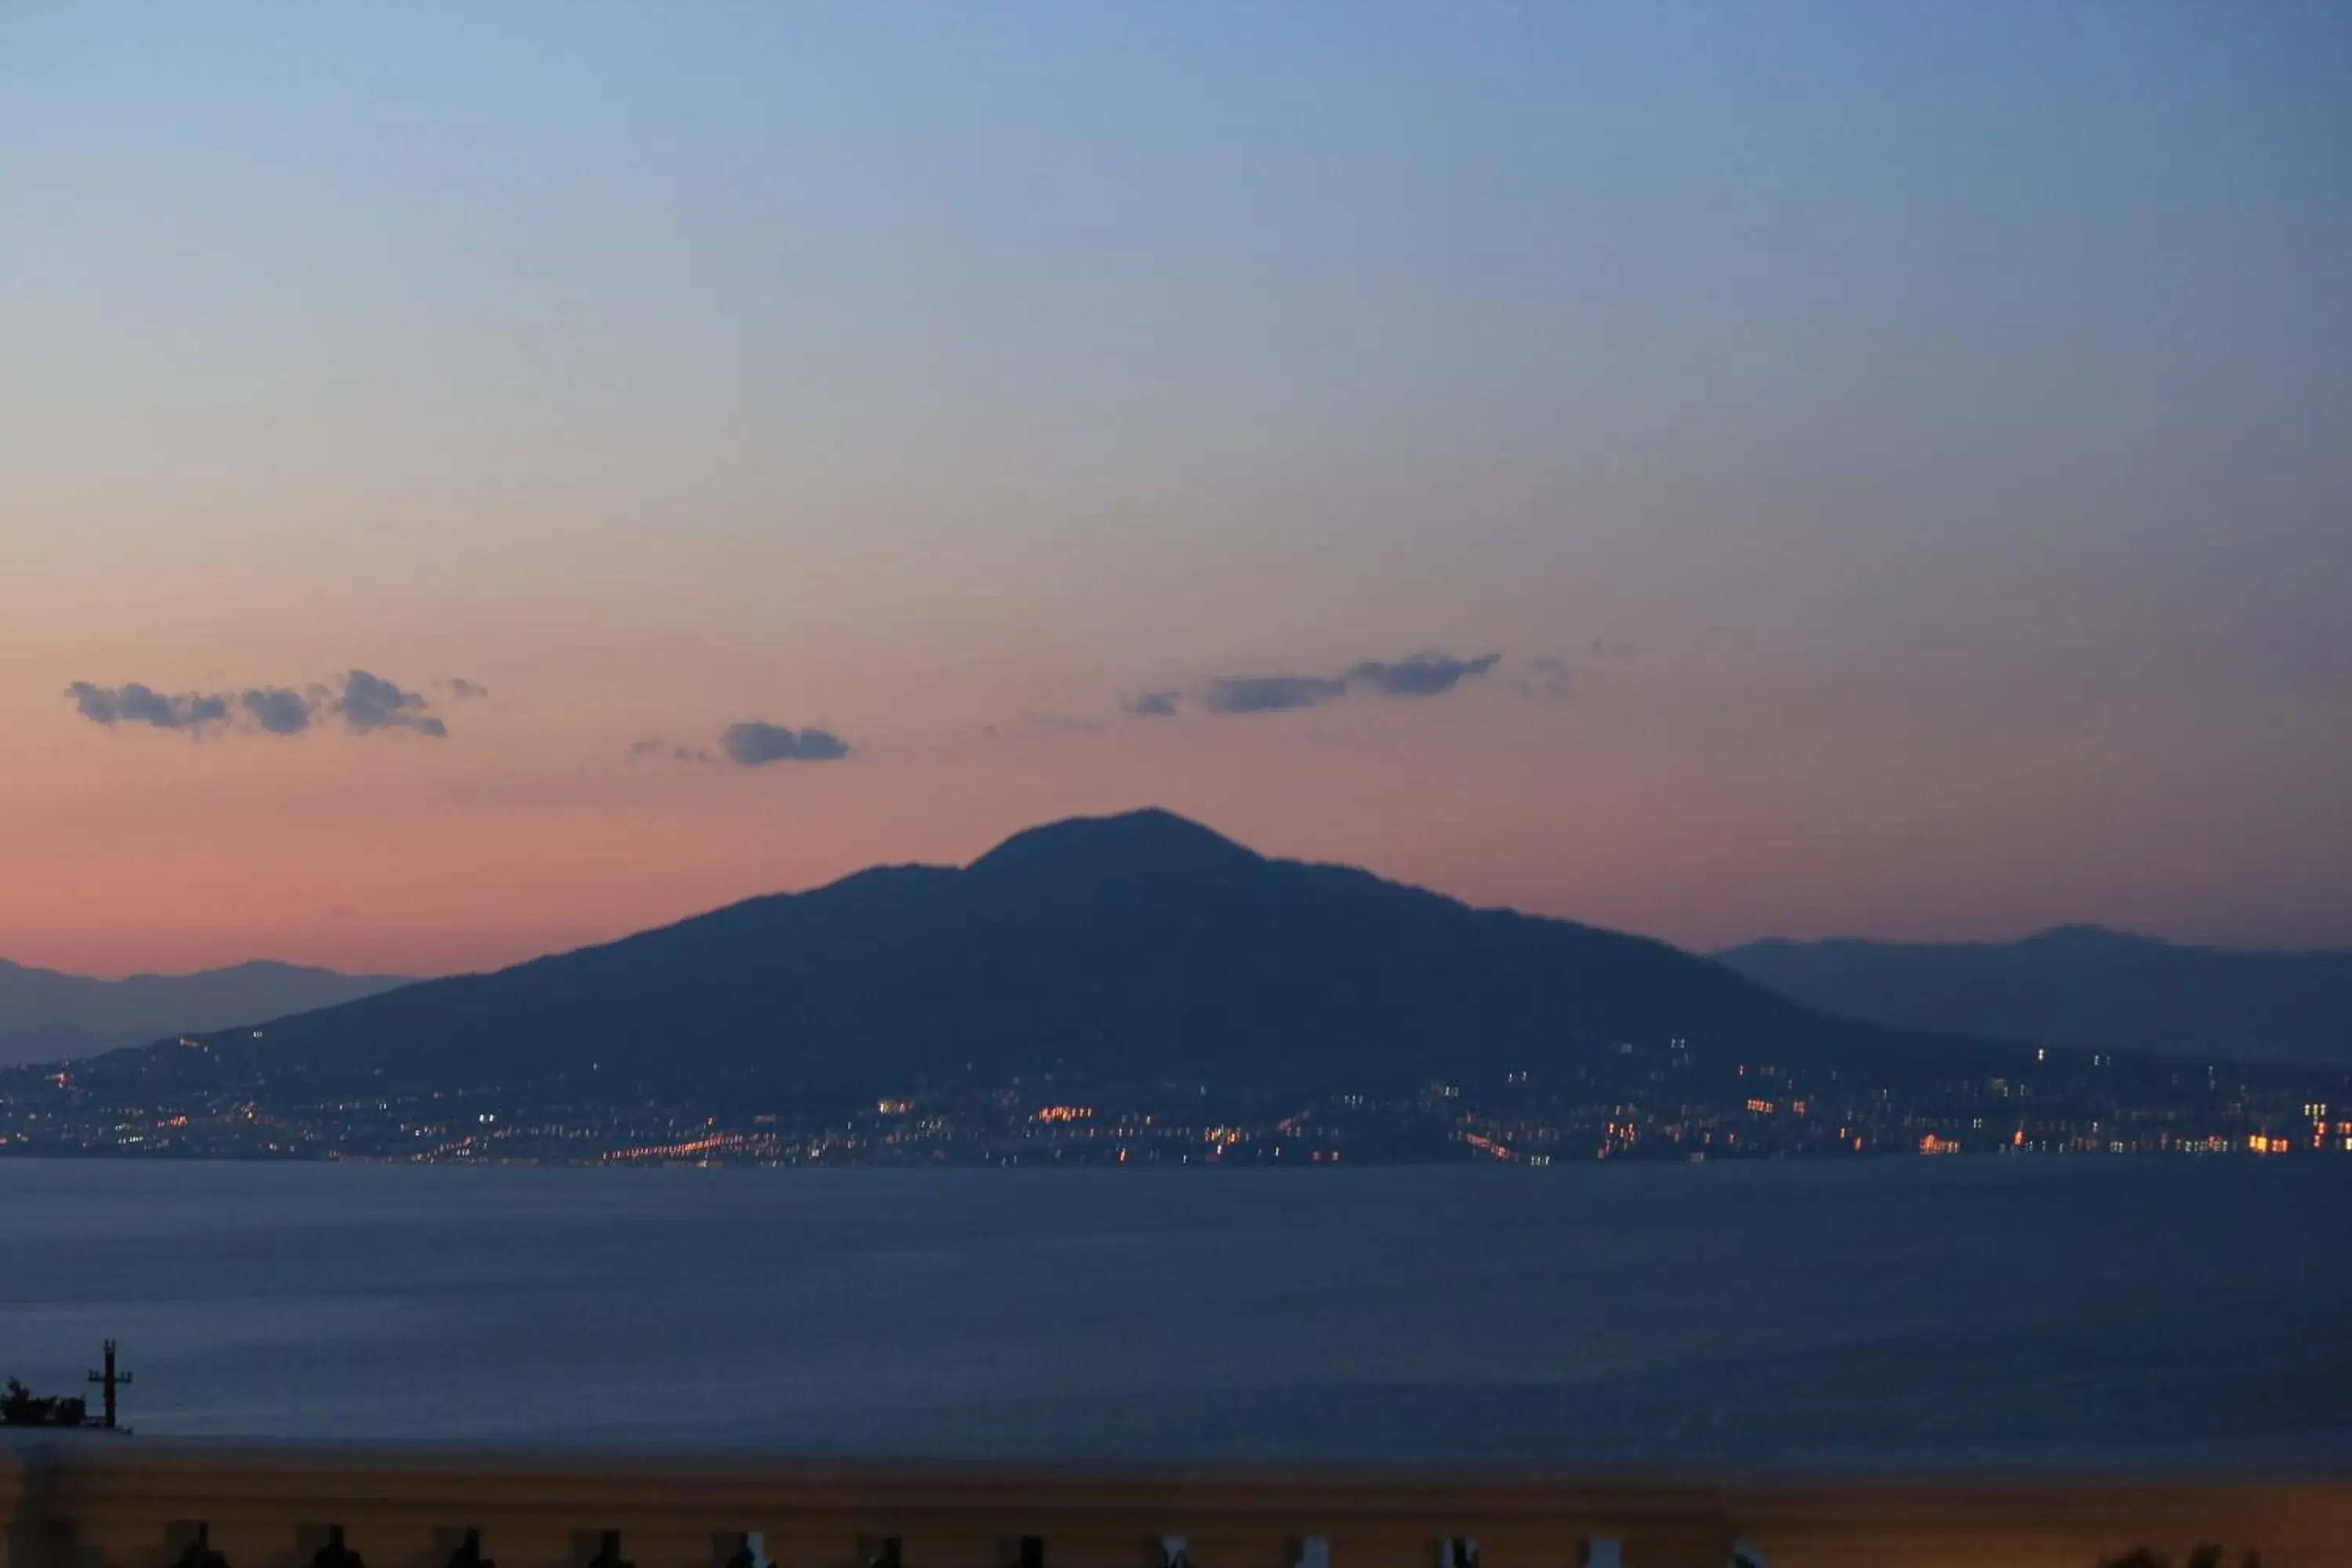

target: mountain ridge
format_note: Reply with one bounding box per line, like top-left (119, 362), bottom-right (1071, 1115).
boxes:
top-left (1717, 926), bottom-right (2352, 1066)
top-left (0, 956), bottom-right (415, 1068)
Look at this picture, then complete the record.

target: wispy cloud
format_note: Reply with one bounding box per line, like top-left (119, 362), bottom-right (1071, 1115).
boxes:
top-left (241, 686), bottom-right (318, 735)
top-left (631, 738), bottom-right (715, 764)
top-left (1345, 652), bottom-right (1502, 698)
top-left (1192, 650), bottom-right (1503, 715)
top-left (720, 721), bottom-right (851, 766)
top-left (1201, 673), bottom-right (1352, 714)
top-left (65, 670), bottom-right (458, 739)
top-left (66, 682), bottom-right (230, 731)
top-left (1519, 655), bottom-right (1573, 703)
top-left (443, 677), bottom-right (490, 700)
top-left (336, 670), bottom-right (445, 736)
top-left (1124, 689), bottom-right (1183, 719)
top-left (633, 723), bottom-right (851, 766)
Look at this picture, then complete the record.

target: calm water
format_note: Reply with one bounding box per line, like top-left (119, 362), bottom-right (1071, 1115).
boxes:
top-left (3, 1158), bottom-right (2349, 1469)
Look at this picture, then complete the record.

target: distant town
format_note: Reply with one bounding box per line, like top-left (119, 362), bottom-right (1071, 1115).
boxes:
top-left (4, 1031), bottom-right (2347, 1167)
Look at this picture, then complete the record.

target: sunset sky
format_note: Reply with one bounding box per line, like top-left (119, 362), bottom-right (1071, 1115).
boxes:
top-left (5, 3), bottom-right (2348, 978)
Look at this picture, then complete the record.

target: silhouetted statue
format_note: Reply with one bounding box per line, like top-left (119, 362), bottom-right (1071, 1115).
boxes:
top-left (586, 1534), bottom-right (633, 1568)
top-left (174, 1525), bottom-right (230, 1568)
top-left (866, 1538), bottom-right (902, 1568)
top-left (447, 1530), bottom-right (495, 1568)
top-left (313, 1526), bottom-right (365, 1568)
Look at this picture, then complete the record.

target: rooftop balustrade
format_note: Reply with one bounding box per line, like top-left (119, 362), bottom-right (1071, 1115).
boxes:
top-left (4, 1441), bottom-right (2344, 1568)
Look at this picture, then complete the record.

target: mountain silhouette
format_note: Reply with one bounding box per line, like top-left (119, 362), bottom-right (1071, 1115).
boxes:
top-left (0, 956), bottom-right (413, 1069)
top-left (120, 810), bottom-right (2062, 1106)
top-left (1717, 926), bottom-right (2352, 1067)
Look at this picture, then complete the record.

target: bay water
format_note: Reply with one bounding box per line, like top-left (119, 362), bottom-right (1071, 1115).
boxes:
top-left (3, 1157), bottom-right (2347, 1469)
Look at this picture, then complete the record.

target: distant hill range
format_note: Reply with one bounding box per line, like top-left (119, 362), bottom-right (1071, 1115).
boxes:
top-left (113, 809), bottom-right (2101, 1109)
top-left (0, 958), bottom-right (412, 1068)
top-left (1716, 925), bottom-right (2352, 1067)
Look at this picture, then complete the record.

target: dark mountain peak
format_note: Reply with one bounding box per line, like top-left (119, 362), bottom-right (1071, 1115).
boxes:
top-left (117, 957), bottom-right (349, 985)
top-left (119, 806), bottom-right (1846, 1106)
top-left (968, 808), bottom-right (1263, 883)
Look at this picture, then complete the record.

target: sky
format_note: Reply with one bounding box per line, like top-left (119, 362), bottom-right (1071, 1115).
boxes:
top-left (4, 2), bottom-right (2349, 978)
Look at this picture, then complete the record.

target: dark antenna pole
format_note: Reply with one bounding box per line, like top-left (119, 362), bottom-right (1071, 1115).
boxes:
top-left (86, 1339), bottom-right (134, 1431)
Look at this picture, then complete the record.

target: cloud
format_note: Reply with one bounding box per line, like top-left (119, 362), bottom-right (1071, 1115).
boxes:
top-left (444, 677), bottom-right (489, 699)
top-left (1345, 652), bottom-right (1502, 698)
top-left (631, 739), bottom-right (714, 764)
top-left (1519, 655), bottom-right (1573, 702)
top-left (335, 670), bottom-right (445, 736)
top-left (720, 720), bottom-right (851, 766)
top-left (66, 670), bottom-right (453, 739)
top-left (241, 686), bottom-right (318, 735)
top-left (1124, 690), bottom-right (1182, 718)
top-left (1196, 650), bottom-right (1502, 715)
top-left (66, 682), bottom-right (230, 731)
top-left (1201, 673), bottom-right (1352, 714)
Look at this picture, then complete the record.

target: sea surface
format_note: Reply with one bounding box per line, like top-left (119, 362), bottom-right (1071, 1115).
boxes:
top-left (3, 1157), bottom-right (2349, 1470)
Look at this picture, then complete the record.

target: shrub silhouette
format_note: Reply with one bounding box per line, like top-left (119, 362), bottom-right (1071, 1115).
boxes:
top-left (1, 1377), bottom-right (89, 1427)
